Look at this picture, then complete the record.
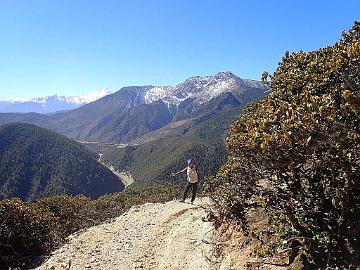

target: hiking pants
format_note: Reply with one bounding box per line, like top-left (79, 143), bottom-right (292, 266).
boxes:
top-left (183, 182), bottom-right (198, 202)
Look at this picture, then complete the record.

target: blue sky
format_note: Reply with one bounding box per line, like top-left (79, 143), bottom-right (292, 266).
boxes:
top-left (0, 0), bottom-right (359, 99)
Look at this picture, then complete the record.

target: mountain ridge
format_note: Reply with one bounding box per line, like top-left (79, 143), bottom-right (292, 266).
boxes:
top-left (0, 71), bottom-right (268, 143)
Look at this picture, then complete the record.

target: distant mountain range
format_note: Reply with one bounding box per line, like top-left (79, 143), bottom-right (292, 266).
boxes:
top-left (0, 123), bottom-right (124, 201)
top-left (0, 88), bottom-right (112, 114)
top-left (0, 71), bottom-right (269, 143)
top-left (0, 71), bottom-right (269, 193)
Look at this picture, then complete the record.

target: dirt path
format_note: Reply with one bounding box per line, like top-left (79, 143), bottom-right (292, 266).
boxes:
top-left (35, 198), bottom-right (216, 270)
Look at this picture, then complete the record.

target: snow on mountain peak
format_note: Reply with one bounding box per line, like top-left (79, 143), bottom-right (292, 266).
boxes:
top-left (143, 71), bottom-right (245, 106)
top-left (0, 88), bottom-right (112, 114)
top-left (69, 88), bottom-right (112, 104)
top-left (23, 88), bottom-right (112, 105)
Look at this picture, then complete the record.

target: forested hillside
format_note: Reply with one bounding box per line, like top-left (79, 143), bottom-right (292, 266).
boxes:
top-left (0, 123), bottom-right (124, 201)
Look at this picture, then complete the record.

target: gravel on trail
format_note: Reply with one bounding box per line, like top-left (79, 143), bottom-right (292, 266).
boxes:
top-left (35, 197), bottom-right (218, 270)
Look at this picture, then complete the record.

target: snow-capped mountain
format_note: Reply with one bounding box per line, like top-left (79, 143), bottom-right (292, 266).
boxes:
top-left (0, 71), bottom-right (268, 143)
top-left (67, 71), bottom-right (268, 142)
top-left (127, 71), bottom-right (266, 109)
top-left (0, 88), bottom-right (112, 114)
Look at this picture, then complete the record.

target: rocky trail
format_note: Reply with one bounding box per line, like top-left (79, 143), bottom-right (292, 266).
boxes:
top-left (35, 197), bottom-right (221, 270)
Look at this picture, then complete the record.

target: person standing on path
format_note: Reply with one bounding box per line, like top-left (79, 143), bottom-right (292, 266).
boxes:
top-left (171, 159), bottom-right (200, 204)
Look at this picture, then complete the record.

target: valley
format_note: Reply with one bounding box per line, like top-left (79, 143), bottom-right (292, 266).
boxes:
top-left (0, 71), bottom-right (267, 198)
top-left (1, 20), bottom-right (359, 268)
top-left (1, 2), bottom-right (358, 268)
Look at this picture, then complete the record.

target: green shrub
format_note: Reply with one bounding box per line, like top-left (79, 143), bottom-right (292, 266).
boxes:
top-left (35, 195), bottom-right (94, 237)
top-left (0, 199), bottom-right (57, 269)
top-left (207, 21), bottom-right (360, 268)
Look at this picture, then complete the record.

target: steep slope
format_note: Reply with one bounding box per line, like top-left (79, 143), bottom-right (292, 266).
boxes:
top-left (48, 86), bottom-right (150, 140)
top-left (0, 71), bottom-right (268, 143)
top-left (86, 100), bottom-right (173, 143)
top-left (35, 198), bottom-right (215, 270)
top-left (0, 123), bottom-right (124, 201)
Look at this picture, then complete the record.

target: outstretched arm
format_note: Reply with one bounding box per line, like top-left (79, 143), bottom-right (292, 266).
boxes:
top-left (171, 167), bottom-right (187, 176)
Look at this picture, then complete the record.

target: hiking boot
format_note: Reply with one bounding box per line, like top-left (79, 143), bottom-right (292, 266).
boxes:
top-left (179, 199), bottom-right (185, 203)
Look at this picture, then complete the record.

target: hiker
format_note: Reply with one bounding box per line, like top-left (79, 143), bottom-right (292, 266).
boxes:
top-left (171, 159), bottom-right (200, 204)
